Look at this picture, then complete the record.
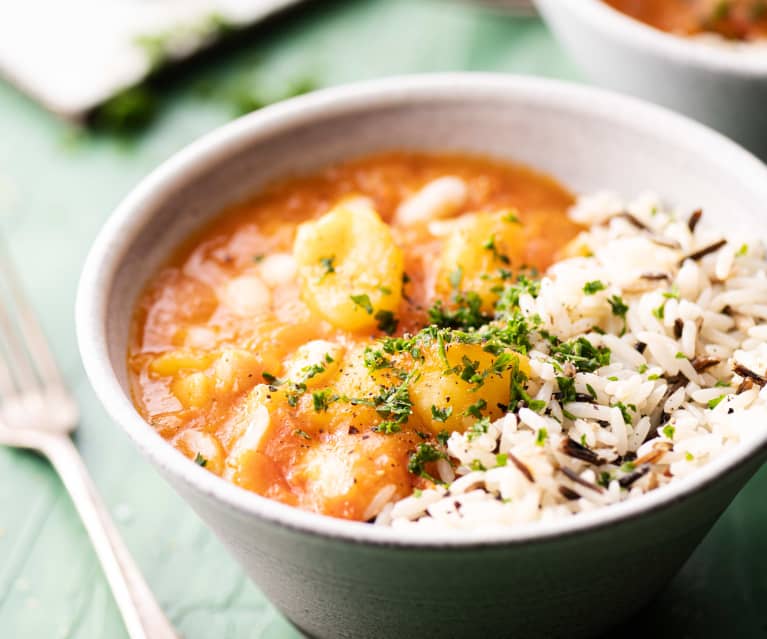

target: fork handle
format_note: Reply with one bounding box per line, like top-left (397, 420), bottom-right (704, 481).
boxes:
top-left (42, 435), bottom-right (180, 639)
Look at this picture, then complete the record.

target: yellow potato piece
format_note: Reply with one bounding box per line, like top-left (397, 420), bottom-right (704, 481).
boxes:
top-left (149, 350), bottom-right (215, 377)
top-left (410, 341), bottom-right (530, 435)
top-left (293, 199), bottom-right (404, 331)
top-left (172, 371), bottom-right (214, 408)
top-left (436, 209), bottom-right (523, 309)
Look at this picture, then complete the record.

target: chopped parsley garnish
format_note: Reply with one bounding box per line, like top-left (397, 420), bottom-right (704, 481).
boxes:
top-left (675, 352), bottom-right (687, 359)
top-left (262, 371), bottom-right (278, 384)
top-left (294, 428), bottom-right (311, 440)
top-left (637, 363), bottom-right (648, 374)
top-left (556, 376), bottom-right (577, 404)
top-left (652, 303), bottom-right (665, 320)
top-left (482, 234), bottom-right (510, 264)
top-left (685, 451), bottom-right (695, 461)
top-left (495, 453), bottom-right (508, 467)
top-left (463, 398), bottom-right (487, 419)
top-left (597, 471), bottom-right (612, 488)
top-left (363, 347), bottom-right (389, 370)
top-left (583, 280), bottom-right (606, 295)
top-left (194, 453), bottom-right (208, 467)
top-left (252, 254), bottom-right (265, 263)
top-left (303, 363), bottom-right (326, 379)
top-left (608, 294), bottom-right (629, 334)
top-left (620, 461), bottom-right (636, 473)
top-left (707, 394), bottom-right (726, 409)
top-left (374, 309), bottom-right (398, 335)
top-left (467, 417), bottom-right (491, 441)
top-left (662, 285), bottom-right (680, 300)
top-left (408, 443), bottom-right (447, 481)
top-left (431, 405), bottom-right (453, 423)
top-left (369, 372), bottom-right (419, 433)
top-left (502, 210), bottom-right (521, 224)
top-left (350, 293), bottom-right (373, 314)
top-left (319, 256), bottom-right (335, 280)
top-left (312, 389), bottom-right (337, 412)
top-left (436, 429), bottom-right (450, 446)
top-left (714, 380), bottom-right (730, 387)
top-left (647, 373), bottom-right (661, 381)
top-left (550, 336), bottom-right (611, 373)
top-left (736, 243), bottom-right (748, 257)
top-left (535, 428), bottom-right (548, 447)
top-left (662, 424), bottom-right (676, 439)
top-left (612, 401), bottom-right (635, 424)
top-left (428, 292), bottom-right (490, 330)
top-left (469, 459), bottom-right (487, 472)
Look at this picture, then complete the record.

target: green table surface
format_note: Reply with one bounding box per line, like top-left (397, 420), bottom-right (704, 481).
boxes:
top-left (1, 1), bottom-right (765, 637)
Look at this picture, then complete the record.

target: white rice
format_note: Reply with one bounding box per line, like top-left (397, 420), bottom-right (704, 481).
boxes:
top-left (378, 193), bottom-right (767, 530)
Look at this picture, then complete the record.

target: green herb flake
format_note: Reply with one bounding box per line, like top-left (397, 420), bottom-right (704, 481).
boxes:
top-left (431, 405), bottom-right (453, 423)
top-left (294, 428), bottom-right (311, 440)
top-left (612, 401), bottom-right (634, 424)
top-left (707, 394), bottom-right (726, 409)
top-left (463, 398), bottom-right (487, 419)
top-left (252, 254), bottom-right (265, 263)
top-left (608, 294), bottom-right (629, 318)
top-left (675, 351), bottom-right (687, 359)
top-left (583, 280), bottom-right (606, 295)
top-left (638, 363), bottom-right (648, 374)
top-left (408, 443), bottom-right (447, 480)
top-left (535, 428), bottom-right (548, 447)
top-left (312, 389), bottom-right (337, 412)
top-left (467, 417), bottom-right (491, 441)
top-left (685, 451), bottom-right (695, 461)
top-left (436, 429), bottom-right (450, 446)
top-left (496, 453), bottom-right (508, 467)
top-left (469, 459), bottom-right (487, 472)
top-left (662, 424), bottom-right (676, 440)
top-left (350, 293), bottom-right (374, 314)
top-left (319, 256), bottom-right (335, 281)
top-left (374, 309), bottom-right (398, 335)
top-left (194, 453), bottom-right (208, 467)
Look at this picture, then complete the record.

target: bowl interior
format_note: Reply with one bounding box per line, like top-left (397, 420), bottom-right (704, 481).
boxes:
top-left (82, 74), bottom-right (767, 543)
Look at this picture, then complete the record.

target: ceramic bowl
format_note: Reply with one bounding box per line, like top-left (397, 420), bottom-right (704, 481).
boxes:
top-left (534, 0), bottom-right (767, 158)
top-left (76, 73), bottom-right (767, 639)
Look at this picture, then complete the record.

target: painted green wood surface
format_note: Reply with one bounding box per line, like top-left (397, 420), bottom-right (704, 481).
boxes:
top-left (0, 1), bottom-right (765, 637)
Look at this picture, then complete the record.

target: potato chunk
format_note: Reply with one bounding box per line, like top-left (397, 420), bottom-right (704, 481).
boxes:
top-left (283, 340), bottom-right (344, 389)
top-left (410, 341), bottom-right (529, 435)
top-left (293, 198), bottom-right (404, 331)
top-left (436, 210), bottom-right (524, 309)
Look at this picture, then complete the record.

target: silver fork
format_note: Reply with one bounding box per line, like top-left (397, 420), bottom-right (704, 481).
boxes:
top-left (0, 240), bottom-right (179, 639)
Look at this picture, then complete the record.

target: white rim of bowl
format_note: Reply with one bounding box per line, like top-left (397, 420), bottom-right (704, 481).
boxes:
top-left (76, 72), bottom-right (767, 548)
top-left (554, 0), bottom-right (767, 76)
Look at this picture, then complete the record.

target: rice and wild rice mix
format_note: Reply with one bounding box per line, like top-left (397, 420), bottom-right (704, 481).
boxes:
top-left (377, 193), bottom-right (767, 530)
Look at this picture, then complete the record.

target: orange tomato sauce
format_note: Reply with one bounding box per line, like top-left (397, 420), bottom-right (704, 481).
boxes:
top-left (128, 152), bottom-right (580, 521)
top-left (604, 0), bottom-right (767, 41)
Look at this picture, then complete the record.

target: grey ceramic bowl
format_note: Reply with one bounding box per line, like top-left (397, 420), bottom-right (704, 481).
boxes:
top-left (76, 74), bottom-right (767, 639)
top-left (534, 0), bottom-right (767, 158)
